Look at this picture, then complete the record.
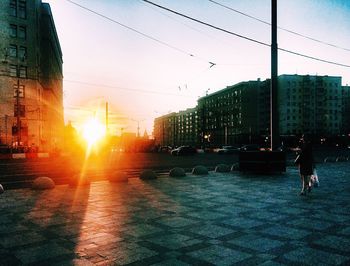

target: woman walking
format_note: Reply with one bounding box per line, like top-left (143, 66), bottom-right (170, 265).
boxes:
top-left (295, 135), bottom-right (314, 195)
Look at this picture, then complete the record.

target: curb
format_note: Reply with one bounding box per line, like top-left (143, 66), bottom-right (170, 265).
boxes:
top-left (0, 153), bottom-right (50, 160)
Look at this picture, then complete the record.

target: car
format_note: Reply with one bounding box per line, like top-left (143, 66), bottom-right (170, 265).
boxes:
top-left (158, 146), bottom-right (172, 153)
top-left (171, 146), bottom-right (197, 156)
top-left (217, 145), bottom-right (240, 154)
top-left (240, 144), bottom-right (260, 151)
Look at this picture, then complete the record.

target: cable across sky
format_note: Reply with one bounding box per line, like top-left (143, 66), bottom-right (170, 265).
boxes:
top-left (142, 0), bottom-right (350, 68)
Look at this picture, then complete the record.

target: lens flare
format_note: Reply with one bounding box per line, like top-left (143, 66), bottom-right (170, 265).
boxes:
top-left (82, 118), bottom-right (105, 145)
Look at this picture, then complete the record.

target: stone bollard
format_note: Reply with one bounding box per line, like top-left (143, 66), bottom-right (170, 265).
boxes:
top-left (192, 165), bottom-right (208, 175)
top-left (140, 170), bottom-right (157, 180)
top-left (169, 167), bottom-right (186, 177)
top-left (31, 176), bottom-right (55, 190)
top-left (109, 171), bottom-right (128, 183)
top-left (231, 163), bottom-right (239, 171)
top-left (215, 164), bottom-right (231, 173)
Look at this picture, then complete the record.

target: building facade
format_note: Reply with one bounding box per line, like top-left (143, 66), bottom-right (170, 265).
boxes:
top-left (197, 79), bottom-right (270, 147)
top-left (278, 75), bottom-right (343, 137)
top-left (154, 74), bottom-right (348, 148)
top-left (0, 0), bottom-right (63, 151)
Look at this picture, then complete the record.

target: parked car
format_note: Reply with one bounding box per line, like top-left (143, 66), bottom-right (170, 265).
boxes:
top-left (240, 144), bottom-right (260, 151)
top-left (171, 146), bottom-right (197, 156)
top-left (158, 146), bottom-right (172, 153)
top-left (217, 145), bottom-right (240, 154)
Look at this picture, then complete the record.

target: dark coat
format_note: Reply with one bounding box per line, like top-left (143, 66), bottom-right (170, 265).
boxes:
top-left (297, 141), bottom-right (314, 175)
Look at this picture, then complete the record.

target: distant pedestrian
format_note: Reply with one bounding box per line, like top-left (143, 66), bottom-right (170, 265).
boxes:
top-left (294, 134), bottom-right (314, 195)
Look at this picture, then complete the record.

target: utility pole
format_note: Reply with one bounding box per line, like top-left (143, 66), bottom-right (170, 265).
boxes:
top-left (105, 102), bottom-right (108, 134)
top-left (270, 0), bottom-right (279, 150)
top-left (15, 79), bottom-right (21, 146)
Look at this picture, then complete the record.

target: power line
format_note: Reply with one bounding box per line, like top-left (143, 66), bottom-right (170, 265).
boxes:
top-left (142, 0), bottom-right (350, 68)
top-left (208, 0), bottom-right (350, 52)
top-left (65, 0), bottom-right (214, 65)
top-left (64, 79), bottom-right (192, 97)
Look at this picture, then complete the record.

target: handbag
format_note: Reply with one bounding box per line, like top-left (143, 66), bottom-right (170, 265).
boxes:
top-left (312, 168), bottom-right (320, 187)
top-left (294, 154), bottom-right (301, 165)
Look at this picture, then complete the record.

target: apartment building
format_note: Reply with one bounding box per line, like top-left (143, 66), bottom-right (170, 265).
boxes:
top-left (0, 0), bottom-right (63, 151)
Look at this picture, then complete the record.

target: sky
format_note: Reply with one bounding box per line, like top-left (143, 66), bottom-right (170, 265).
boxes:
top-left (44, 0), bottom-right (350, 136)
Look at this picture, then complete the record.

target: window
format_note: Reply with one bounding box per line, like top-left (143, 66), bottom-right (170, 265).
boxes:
top-left (13, 84), bottom-right (25, 98)
top-left (19, 66), bottom-right (27, 78)
top-left (18, 0), bottom-right (26, 19)
top-left (9, 65), bottom-right (17, 77)
top-left (14, 104), bottom-right (25, 117)
top-left (10, 0), bottom-right (17, 16)
top-left (10, 24), bottom-right (17, 37)
top-left (19, 46), bottom-right (26, 60)
top-left (18, 26), bottom-right (26, 39)
top-left (9, 44), bottom-right (17, 58)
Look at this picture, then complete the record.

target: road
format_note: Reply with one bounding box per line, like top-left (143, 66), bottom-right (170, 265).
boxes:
top-left (0, 148), bottom-right (348, 189)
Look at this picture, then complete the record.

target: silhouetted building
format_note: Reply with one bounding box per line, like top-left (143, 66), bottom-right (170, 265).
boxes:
top-left (198, 79), bottom-right (270, 146)
top-left (0, 0), bottom-right (63, 151)
top-left (278, 75), bottom-right (342, 137)
top-left (154, 74), bottom-right (348, 148)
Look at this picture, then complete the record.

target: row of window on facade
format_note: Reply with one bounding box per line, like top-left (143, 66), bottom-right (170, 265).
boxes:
top-left (9, 65), bottom-right (27, 78)
top-left (10, 0), bottom-right (27, 19)
top-left (8, 44), bottom-right (27, 60)
top-left (286, 81), bottom-right (339, 87)
top-left (10, 24), bottom-right (26, 39)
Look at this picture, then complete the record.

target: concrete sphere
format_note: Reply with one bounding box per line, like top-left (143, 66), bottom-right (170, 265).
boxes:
top-left (31, 176), bottom-right (55, 190)
top-left (192, 165), bottom-right (208, 175)
top-left (140, 170), bottom-right (157, 180)
top-left (215, 164), bottom-right (231, 173)
top-left (169, 167), bottom-right (186, 177)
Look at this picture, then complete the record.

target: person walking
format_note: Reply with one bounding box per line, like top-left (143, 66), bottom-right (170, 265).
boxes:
top-left (295, 134), bottom-right (314, 195)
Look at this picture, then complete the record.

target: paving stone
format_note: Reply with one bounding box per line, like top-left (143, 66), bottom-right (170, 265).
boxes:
top-left (261, 225), bottom-right (310, 240)
top-left (0, 163), bottom-right (349, 265)
top-left (283, 247), bottom-right (348, 265)
top-left (187, 245), bottom-right (252, 265)
top-left (228, 234), bottom-right (284, 252)
top-left (147, 233), bottom-right (202, 250)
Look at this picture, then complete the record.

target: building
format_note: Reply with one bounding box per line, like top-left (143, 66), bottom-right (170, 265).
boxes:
top-left (197, 79), bottom-right (270, 147)
top-left (278, 75), bottom-right (342, 138)
top-left (153, 112), bottom-right (177, 147)
top-left (154, 74), bottom-right (347, 148)
top-left (0, 0), bottom-right (63, 151)
top-left (174, 108), bottom-right (198, 146)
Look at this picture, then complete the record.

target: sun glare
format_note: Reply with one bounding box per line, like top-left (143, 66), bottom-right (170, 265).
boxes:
top-left (82, 118), bottom-right (106, 145)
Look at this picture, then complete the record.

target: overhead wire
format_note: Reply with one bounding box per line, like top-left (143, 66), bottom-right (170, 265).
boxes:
top-left (64, 79), bottom-right (192, 97)
top-left (65, 0), bottom-right (214, 66)
top-left (208, 0), bottom-right (350, 52)
top-left (142, 0), bottom-right (350, 68)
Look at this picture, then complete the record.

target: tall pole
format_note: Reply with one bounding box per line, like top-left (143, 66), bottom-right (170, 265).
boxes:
top-left (270, 0), bottom-right (279, 150)
top-left (105, 101), bottom-right (108, 133)
top-left (16, 79), bottom-right (21, 146)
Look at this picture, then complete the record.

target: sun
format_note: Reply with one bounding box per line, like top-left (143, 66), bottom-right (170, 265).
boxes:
top-left (82, 118), bottom-right (106, 145)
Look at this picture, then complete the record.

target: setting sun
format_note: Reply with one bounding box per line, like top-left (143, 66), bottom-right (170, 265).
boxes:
top-left (82, 118), bottom-right (106, 145)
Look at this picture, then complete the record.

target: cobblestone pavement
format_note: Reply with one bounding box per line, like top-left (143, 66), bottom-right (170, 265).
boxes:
top-left (0, 163), bottom-right (349, 265)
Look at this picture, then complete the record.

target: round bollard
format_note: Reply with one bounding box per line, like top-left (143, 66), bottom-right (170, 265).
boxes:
top-left (192, 165), bottom-right (208, 175)
top-left (31, 176), bottom-right (55, 190)
top-left (169, 167), bottom-right (186, 177)
top-left (140, 170), bottom-right (157, 180)
top-left (231, 163), bottom-right (239, 171)
top-left (109, 171), bottom-right (128, 183)
top-left (0, 184), bottom-right (4, 194)
top-left (215, 164), bottom-right (231, 173)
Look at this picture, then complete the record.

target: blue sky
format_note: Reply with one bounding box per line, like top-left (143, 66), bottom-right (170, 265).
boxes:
top-left (45, 0), bottom-right (350, 135)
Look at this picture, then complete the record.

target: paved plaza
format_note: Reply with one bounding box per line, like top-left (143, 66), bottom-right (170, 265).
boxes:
top-left (0, 162), bottom-right (350, 265)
